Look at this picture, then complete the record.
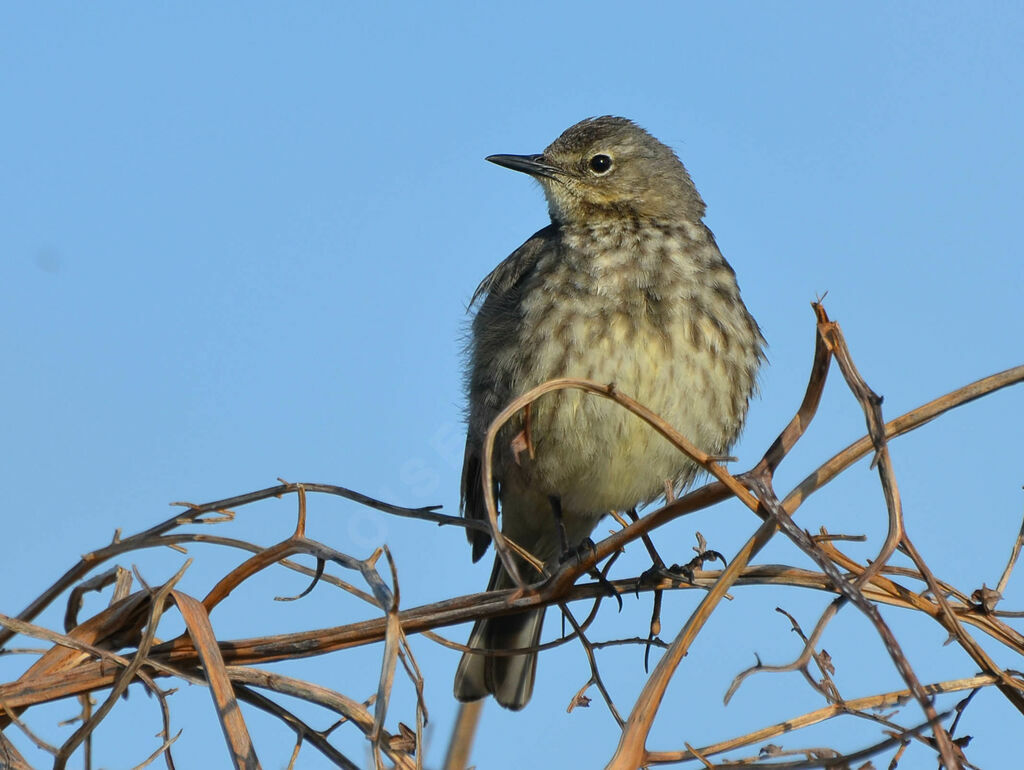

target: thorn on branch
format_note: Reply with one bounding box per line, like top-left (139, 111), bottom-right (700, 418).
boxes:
top-left (970, 584), bottom-right (1001, 614)
top-left (276, 558), bottom-right (327, 602)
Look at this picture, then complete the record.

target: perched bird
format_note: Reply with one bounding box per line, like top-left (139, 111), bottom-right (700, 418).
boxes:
top-left (454, 116), bottom-right (764, 710)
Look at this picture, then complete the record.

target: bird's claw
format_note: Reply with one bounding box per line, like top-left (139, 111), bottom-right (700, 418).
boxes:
top-left (559, 537), bottom-right (597, 565)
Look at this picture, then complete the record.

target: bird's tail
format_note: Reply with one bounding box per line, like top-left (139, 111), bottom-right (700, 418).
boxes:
top-left (453, 559), bottom-right (544, 711)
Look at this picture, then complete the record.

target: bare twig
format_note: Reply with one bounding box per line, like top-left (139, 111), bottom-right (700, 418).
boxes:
top-left (995, 500), bottom-right (1024, 599)
top-left (2, 302), bottom-right (1022, 770)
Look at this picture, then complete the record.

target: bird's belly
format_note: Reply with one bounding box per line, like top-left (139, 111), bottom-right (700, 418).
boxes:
top-left (514, 310), bottom-right (740, 516)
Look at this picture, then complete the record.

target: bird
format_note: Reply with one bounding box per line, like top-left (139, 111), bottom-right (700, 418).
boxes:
top-left (454, 116), bottom-right (765, 710)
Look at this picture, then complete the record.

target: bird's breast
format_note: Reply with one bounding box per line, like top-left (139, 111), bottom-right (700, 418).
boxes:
top-left (503, 224), bottom-right (759, 514)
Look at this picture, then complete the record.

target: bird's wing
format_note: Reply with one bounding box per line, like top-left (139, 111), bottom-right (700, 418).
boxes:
top-left (461, 224), bottom-right (558, 561)
top-left (468, 224), bottom-right (558, 308)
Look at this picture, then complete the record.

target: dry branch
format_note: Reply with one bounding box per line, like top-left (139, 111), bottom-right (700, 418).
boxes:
top-left (1, 302), bottom-right (1023, 769)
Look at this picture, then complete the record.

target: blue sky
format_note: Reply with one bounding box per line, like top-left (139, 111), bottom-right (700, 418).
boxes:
top-left (2, 3), bottom-right (1023, 768)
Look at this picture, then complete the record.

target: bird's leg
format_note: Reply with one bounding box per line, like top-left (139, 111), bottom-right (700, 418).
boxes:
top-left (629, 507), bottom-right (670, 588)
top-left (547, 497), bottom-right (619, 612)
top-left (623, 505), bottom-right (674, 672)
top-left (549, 495), bottom-right (569, 556)
top-left (549, 495), bottom-right (597, 564)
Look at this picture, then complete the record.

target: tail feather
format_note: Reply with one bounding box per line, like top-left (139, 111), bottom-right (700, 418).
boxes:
top-left (453, 562), bottom-right (545, 710)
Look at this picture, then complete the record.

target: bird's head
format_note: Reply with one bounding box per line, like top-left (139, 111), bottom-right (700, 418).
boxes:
top-left (487, 116), bottom-right (706, 226)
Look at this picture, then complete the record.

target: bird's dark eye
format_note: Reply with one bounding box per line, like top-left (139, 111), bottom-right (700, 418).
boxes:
top-left (588, 154), bottom-right (613, 175)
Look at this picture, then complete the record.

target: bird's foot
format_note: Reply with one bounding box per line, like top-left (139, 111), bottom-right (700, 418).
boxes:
top-left (559, 536), bottom-right (597, 566)
top-left (589, 566), bottom-right (623, 610)
top-left (557, 538), bottom-right (621, 609)
top-left (637, 548), bottom-right (727, 589)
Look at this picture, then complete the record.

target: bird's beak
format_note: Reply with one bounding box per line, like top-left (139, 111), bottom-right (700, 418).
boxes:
top-left (486, 153), bottom-right (563, 180)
